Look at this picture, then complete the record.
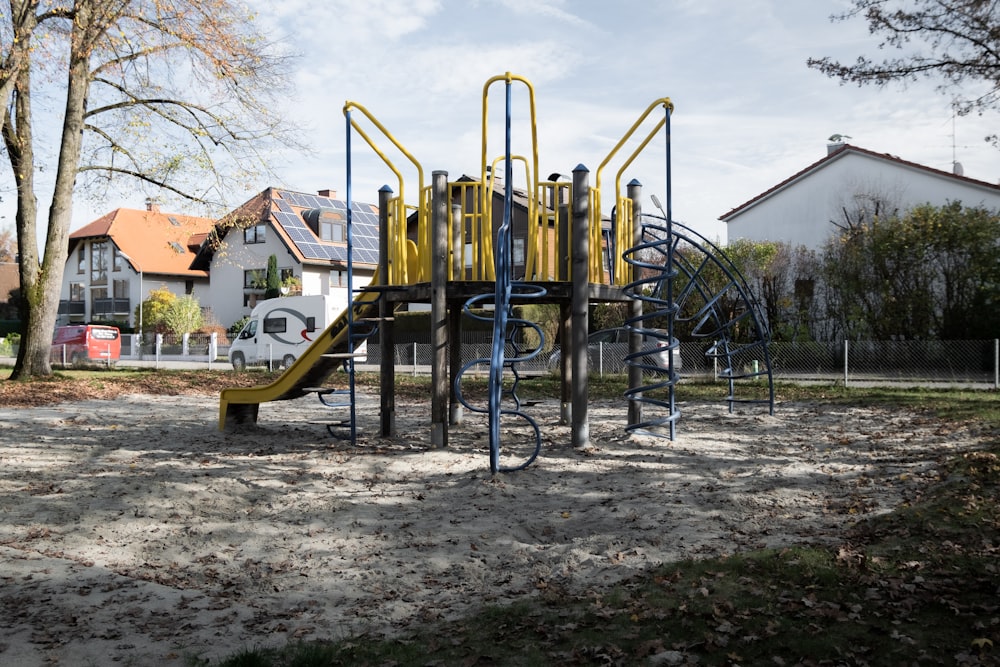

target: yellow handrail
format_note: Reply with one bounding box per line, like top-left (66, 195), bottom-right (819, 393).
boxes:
top-left (480, 73), bottom-right (540, 283)
top-left (343, 100), bottom-right (426, 284)
top-left (595, 97), bottom-right (674, 285)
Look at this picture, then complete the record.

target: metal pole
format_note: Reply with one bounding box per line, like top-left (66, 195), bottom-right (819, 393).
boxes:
top-left (430, 170), bottom-right (449, 448)
top-left (627, 180), bottom-right (643, 426)
top-left (994, 339), bottom-right (998, 390)
top-left (138, 270), bottom-right (143, 339)
top-left (449, 305), bottom-right (463, 425)
top-left (663, 107), bottom-right (677, 439)
top-left (448, 200), bottom-right (465, 424)
top-left (451, 203), bottom-right (463, 280)
top-left (843, 339), bottom-right (849, 387)
top-left (570, 164), bottom-right (591, 450)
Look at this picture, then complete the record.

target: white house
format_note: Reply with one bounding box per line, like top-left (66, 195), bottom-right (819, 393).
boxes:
top-left (191, 187), bottom-right (379, 331)
top-left (60, 202), bottom-right (213, 331)
top-left (721, 142), bottom-right (1000, 250)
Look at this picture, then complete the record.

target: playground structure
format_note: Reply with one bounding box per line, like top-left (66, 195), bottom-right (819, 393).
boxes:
top-left (218, 72), bottom-right (774, 473)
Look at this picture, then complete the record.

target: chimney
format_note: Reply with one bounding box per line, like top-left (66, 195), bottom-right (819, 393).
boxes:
top-left (826, 134), bottom-right (851, 155)
top-left (145, 197), bottom-right (160, 213)
top-left (318, 189), bottom-right (337, 199)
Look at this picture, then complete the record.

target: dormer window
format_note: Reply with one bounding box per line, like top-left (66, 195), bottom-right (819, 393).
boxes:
top-left (302, 208), bottom-right (345, 243)
top-left (244, 222), bottom-right (266, 244)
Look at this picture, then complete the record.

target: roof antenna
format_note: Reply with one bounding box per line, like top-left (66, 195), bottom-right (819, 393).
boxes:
top-left (951, 102), bottom-right (964, 176)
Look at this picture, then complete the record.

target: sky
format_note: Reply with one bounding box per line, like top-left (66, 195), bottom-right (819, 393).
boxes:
top-left (7, 0), bottom-right (1000, 248)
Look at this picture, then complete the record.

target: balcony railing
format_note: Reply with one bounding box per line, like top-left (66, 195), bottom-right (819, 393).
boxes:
top-left (57, 300), bottom-right (86, 316)
top-left (91, 297), bottom-right (131, 315)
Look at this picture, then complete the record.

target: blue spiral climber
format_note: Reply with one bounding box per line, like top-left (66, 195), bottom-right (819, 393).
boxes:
top-left (453, 77), bottom-right (546, 474)
top-left (624, 216), bottom-right (776, 428)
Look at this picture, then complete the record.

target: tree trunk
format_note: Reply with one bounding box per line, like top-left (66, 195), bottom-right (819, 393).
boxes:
top-left (9, 3), bottom-right (93, 378)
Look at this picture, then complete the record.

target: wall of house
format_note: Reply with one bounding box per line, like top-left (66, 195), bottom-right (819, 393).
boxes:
top-left (59, 240), bottom-right (207, 330)
top-left (309, 266), bottom-right (375, 318)
top-left (205, 231), bottom-right (292, 330)
top-left (726, 152), bottom-right (1000, 251)
top-left (207, 230), bottom-right (377, 331)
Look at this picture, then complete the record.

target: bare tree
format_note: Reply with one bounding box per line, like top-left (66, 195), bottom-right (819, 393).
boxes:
top-left (1, 0), bottom-right (298, 378)
top-left (807, 0), bottom-right (1000, 144)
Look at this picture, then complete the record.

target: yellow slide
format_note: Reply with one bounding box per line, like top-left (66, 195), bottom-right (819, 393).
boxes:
top-left (218, 286), bottom-right (381, 430)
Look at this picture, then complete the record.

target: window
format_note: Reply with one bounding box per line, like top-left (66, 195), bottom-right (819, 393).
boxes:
top-left (330, 271), bottom-right (345, 288)
top-left (112, 280), bottom-right (129, 314)
top-left (70, 283), bottom-right (85, 301)
top-left (185, 280), bottom-right (194, 295)
top-left (263, 317), bottom-right (286, 334)
top-left (280, 268), bottom-right (294, 282)
top-left (244, 269), bottom-right (266, 289)
top-left (304, 208), bottom-right (345, 242)
top-left (76, 246), bottom-right (86, 274)
top-left (244, 223), bottom-right (266, 244)
top-left (169, 241), bottom-right (185, 254)
top-left (112, 247), bottom-right (125, 272)
top-left (512, 238), bottom-right (525, 265)
top-left (321, 220), bottom-right (345, 242)
top-left (90, 241), bottom-right (108, 285)
top-left (239, 319), bottom-right (257, 339)
top-left (91, 287), bottom-right (109, 315)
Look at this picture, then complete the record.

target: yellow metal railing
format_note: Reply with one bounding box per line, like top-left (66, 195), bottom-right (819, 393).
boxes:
top-left (529, 178), bottom-right (571, 281)
top-left (595, 97), bottom-right (674, 285)
top-left (343, 100), bottom-right (426, 285)
top-left (479, 72), bottom-right (539, 283)
top-left (588, 187), bottom-right (604, 283)
top-left (347, 79), bottom-right (673, 291)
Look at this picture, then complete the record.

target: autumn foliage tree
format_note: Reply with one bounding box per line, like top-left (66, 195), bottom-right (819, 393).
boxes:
top-left (0, 0), bottom-right (297, 378)
top-left (0, 225), bottom-right (15, 262)
top-left (139, 286), bottom-right (204, 336)
top-left (821, 201), bottom-right (1000, 340)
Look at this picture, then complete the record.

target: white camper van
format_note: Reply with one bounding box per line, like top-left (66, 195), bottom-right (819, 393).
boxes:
top-left (229, 295), bottom-right (340, 371)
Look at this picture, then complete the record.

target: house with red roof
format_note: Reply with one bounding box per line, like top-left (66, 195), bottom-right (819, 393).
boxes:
top-left (59, 200), bottom-right (214, 331)
top-left (190, 187), bottom-right (379, 331)
top-left (721, 142), bottom-right (1000, 250)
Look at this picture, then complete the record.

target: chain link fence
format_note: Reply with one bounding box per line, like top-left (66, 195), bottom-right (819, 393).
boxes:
top-left (108, 331), bottom-right (999, 388)
top-left (671, 339), bottom-right (999, 387)
top-left (360, 335), bottom-right (1000, 388)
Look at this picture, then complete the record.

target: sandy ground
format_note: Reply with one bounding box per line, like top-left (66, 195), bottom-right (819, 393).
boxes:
top-left (0, 391), bottom-right (987, 665)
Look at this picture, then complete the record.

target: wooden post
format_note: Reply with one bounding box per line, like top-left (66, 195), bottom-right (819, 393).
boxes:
top-left (570, 164), bottom-right (590, 450)
top-left (378, 184), bottom-right (396, 437)
top-left (431, 171), bottom-right (449, 447)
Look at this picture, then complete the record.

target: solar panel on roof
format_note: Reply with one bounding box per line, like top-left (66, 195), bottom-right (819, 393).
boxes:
top-left (268, 193), bottom-right (381, 265)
